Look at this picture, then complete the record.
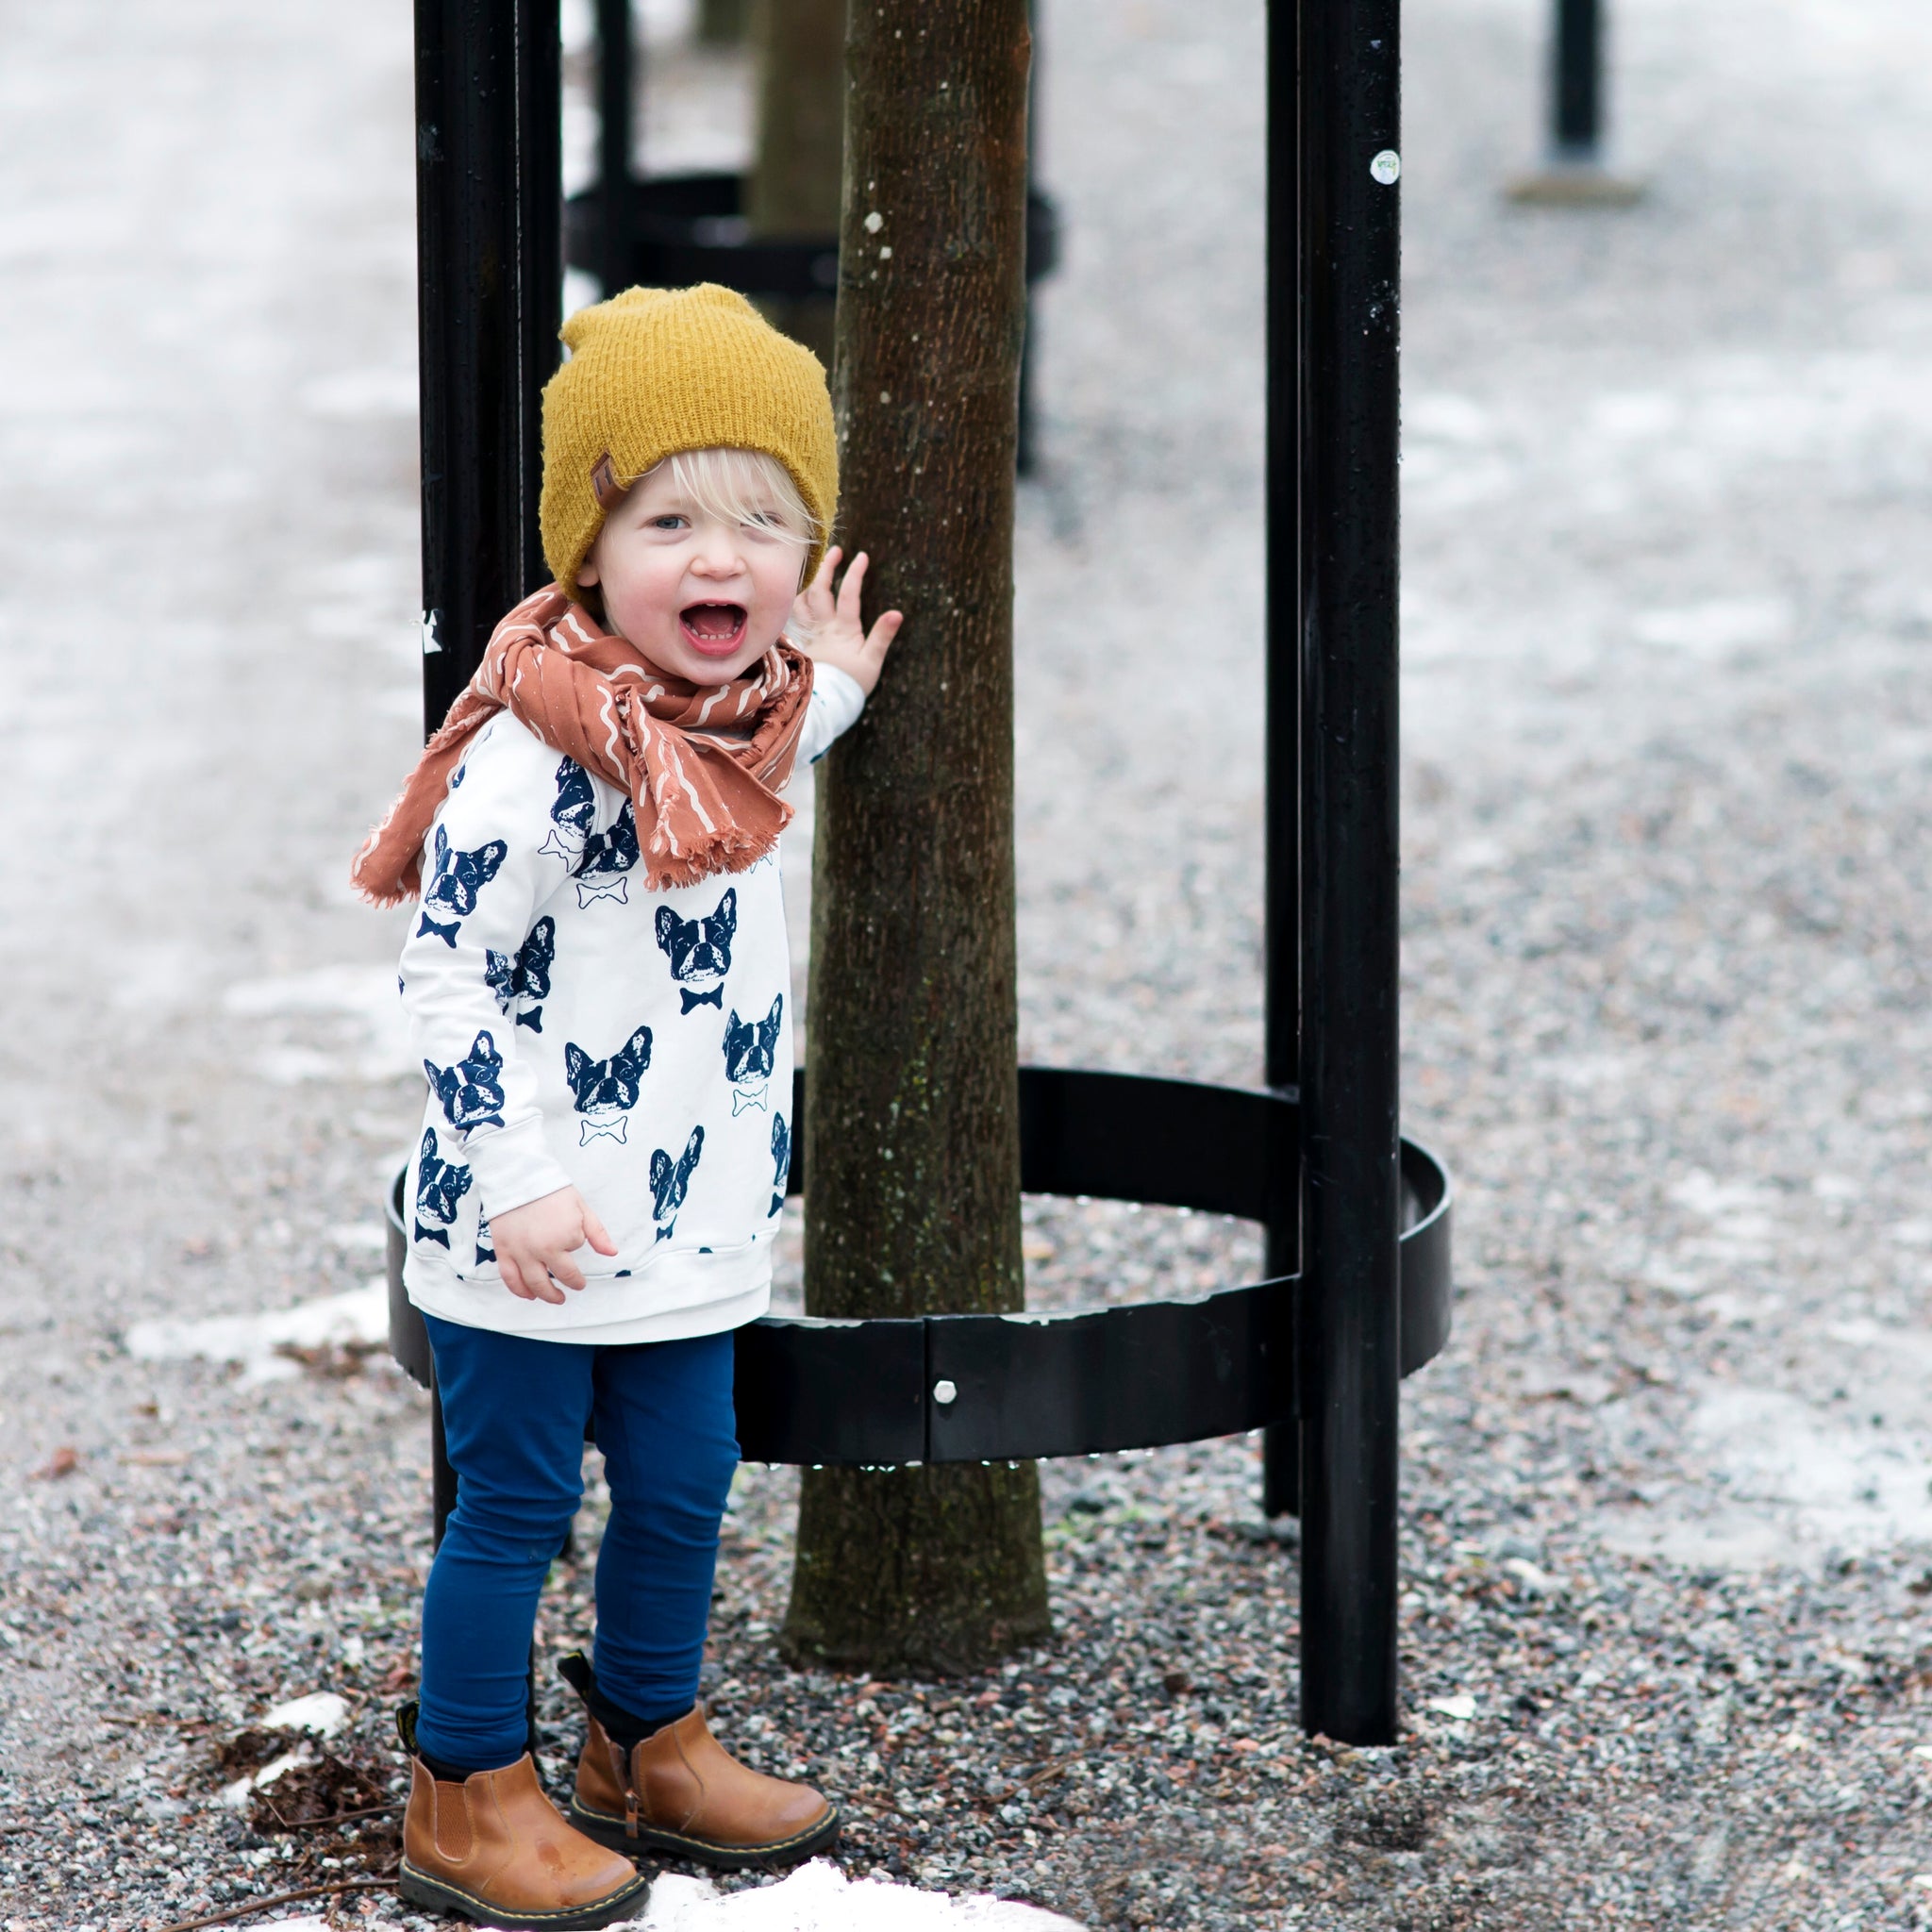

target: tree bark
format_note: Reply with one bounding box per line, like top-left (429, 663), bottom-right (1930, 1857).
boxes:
top-left (781, 0), bottom-right (1047, 1676)
top-left (746, 0), bottom-right (844, 365)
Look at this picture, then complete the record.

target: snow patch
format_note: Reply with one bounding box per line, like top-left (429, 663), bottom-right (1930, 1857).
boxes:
top-left (260, 1691), bottom-right (350, 1738)
top-left (1602, 1380), bottom-right (1932, 1568)
top-left (1630, 597), bottom-right (1794, 660)
top-left (125, 1282), bottom-right (388, 1384)
top-left (224, 964), bottom-right (413, 1084)
top-left (298, 365), bottom-right (418, 419)
top-left (640, 1860), bottom-right (1087, 1931)
top-left (219, 1748), bottom-right (308, 1810)
top-left (325, 1221), bottom-right (387, 1252)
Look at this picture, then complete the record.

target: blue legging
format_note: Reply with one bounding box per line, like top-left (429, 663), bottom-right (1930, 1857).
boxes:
top-left (415, 1314), bottom-right (740, 1773)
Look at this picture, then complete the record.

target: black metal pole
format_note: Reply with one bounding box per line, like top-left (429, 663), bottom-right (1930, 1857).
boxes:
top-left (1296, 0), bottom-right (1403, 1744)
top-left (1259, 0), bottom-right (1301, 1522)
top-left (414, 0), bottom-right (562, 735)
top-left (596, 0), bottom-right (634, 296)
top-left (1553, 0), bottom-right (1601, 159)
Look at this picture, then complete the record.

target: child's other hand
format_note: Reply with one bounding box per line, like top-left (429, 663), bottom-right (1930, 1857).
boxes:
top-left (791, 547), bottom-right (903, 695)
top-left (490, 1187), bottom-right (618, 1304)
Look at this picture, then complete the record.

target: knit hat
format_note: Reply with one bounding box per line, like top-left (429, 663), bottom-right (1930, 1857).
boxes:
top-left (540, 283), bottom-right (839, 602)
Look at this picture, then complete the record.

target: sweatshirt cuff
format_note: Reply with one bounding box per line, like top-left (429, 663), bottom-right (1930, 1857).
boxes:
top-left (804, 661), bottom-right (867, 761)
top-left (461, 1115), bottom-right (575, 1219)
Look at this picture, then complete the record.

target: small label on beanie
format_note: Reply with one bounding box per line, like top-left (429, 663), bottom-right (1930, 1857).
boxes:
top-left (590, 452), bottom-right (623, 508)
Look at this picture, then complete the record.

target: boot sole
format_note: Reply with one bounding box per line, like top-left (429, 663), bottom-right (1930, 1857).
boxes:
top-left (397, 1857), bottom-right (652, 1928)
top-left (568, 1798), bottom-right (840, 1871)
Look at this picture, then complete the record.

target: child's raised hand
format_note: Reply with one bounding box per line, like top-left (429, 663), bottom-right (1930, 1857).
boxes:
top-left (791, 546), bottom-right (903, 695)
top-left (489, 1186), bottom-right (618, 1304)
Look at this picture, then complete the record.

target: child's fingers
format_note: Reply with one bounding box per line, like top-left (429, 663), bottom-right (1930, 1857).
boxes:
top-left (866, 608), bottom-right (904, 657)
top-left (548, 1248), bottom-right (588, 1292)
top-left (582, 1207), bottom-right (619, 1257)
top-left (837, 550), bottom-right (871, 617)
top-left (502, 1247), bottom-right (564, 1303)
top-left (804, 545), bottom-right (841, 612)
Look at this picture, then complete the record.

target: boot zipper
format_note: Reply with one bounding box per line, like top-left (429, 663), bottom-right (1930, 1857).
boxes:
top-left (608, 1737), bottom-right (640, 1841)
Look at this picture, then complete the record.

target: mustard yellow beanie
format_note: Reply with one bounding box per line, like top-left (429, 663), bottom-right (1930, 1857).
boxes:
top-left (540, 283), bottom-right (839, 603)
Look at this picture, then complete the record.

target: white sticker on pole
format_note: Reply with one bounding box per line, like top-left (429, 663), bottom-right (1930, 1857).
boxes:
top-left (1370, 150), bottom-right (1401, 185)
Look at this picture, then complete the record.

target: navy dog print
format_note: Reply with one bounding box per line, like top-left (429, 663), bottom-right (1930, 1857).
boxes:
top-left (770, 1111), bottom-right (790, 1218)
top-left (485, 915), bottom-right (556, 1033)
top-left (656, 889), bottom-right (736, 1012)
top-left (413, 1129), bottom-right (473, 1249)
top-left (722, 994), bottom-right (782, 1114)
top-left (539, 757), bottom-right (596, 866)
top-left (425, 1029), bottom-right (507, 1134)
top-left (573, 799), bottom-right (640, 907)
top-left (563, 1024), bottom-right (653, 1145)
top-left (475, 1216), bottom-right (495, 1268)
top-left (417, 824), bottom-right (508, 946)
top-left (650, 1126), bottom-right (705, 1241)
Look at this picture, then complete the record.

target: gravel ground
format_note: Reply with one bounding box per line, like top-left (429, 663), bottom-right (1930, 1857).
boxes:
top-left (4, 0), bottom-right (1932, 1928)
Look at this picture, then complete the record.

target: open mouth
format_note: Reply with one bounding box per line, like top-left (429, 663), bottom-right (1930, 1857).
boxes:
top-left (679, 602), bottom-right (749, 656)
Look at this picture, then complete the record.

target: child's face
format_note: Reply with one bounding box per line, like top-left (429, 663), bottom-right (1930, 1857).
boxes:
top-left (577, 460), bottom-right (805, 681)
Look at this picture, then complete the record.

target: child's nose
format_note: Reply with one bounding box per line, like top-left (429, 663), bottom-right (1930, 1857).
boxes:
top-left (691, 524), bottom-right (744, 574)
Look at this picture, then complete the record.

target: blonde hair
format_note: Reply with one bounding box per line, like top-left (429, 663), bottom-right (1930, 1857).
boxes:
top-left (644, 446), bottom-right (821, 554)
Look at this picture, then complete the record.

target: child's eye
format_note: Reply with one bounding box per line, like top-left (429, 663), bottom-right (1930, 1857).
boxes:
top-left (649, 514), bottom-right (689, 531)
top-left (742, 510), bottom-right (785, 531)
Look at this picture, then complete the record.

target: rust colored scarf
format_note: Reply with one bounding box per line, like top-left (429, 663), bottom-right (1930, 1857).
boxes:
top-left (352, 586), bottom-right (813, 903)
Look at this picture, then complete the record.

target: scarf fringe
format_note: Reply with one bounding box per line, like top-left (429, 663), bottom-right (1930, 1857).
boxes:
top-left (643, 816), bottom-right (791, 892)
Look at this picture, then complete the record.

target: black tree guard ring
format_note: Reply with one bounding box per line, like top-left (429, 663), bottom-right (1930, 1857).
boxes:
top-left (386, 1065), bottom-right (1451, 1468)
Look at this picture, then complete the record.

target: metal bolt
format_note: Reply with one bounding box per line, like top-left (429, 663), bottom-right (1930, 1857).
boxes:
top-left (1370, 149), bottom-right (1401, 186)
top-left (932, 1379), bottom-right (958, 1406)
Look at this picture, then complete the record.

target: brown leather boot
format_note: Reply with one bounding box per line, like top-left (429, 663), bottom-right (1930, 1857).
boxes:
top-left (558, 1661), bottom-right (837, 1870)
top-left (394, 1712), bottom-right (651, 1928)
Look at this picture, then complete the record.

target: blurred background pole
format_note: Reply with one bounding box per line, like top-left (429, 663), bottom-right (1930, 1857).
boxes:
top-left (1297, 0), bottom-right (1403, 1745)
top-left (1259, 0), bottom-right (1301, 1523)
top-left (698, 0), bottom-right (749, 45)
top-left (747, 0), bottom-right (845, 365)
top-left (1507, 0), bottom-right (1642, 203)
top-left (595, 0), bottom-right (633, 296)
top-left (1554, 0), bottom-right (1601, 158)
top-left (413, 0), bottom-right (562, 733)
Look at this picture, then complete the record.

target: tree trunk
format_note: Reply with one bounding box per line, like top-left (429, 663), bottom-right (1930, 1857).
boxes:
top-left (781, 0), bottom-right (1047, 1676)
top-left (696, 0), bottom-right (749, 45)
top-left (746, 0), bottom-right (844, 365)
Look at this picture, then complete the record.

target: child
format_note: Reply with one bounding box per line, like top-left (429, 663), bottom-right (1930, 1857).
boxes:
top-left (353, 284), bottom-right (900, 1929)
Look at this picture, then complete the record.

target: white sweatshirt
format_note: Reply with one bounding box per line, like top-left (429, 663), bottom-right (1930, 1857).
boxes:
top-left (398, 663), bottom-right (864, 1345)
